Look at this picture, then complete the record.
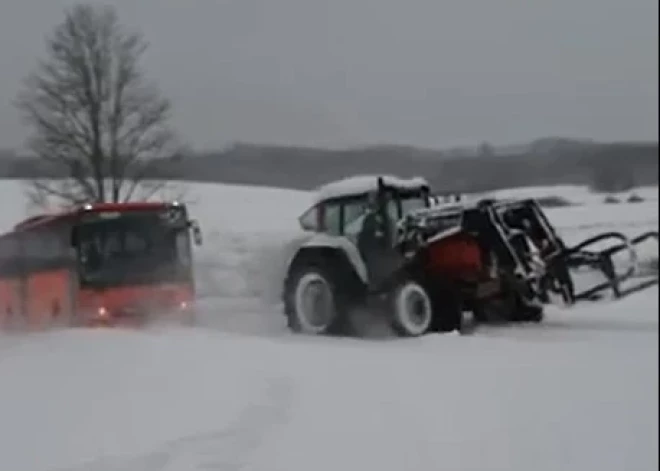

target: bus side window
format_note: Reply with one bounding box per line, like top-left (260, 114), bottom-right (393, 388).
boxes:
top-left (23, 228), bottom-right (64, 269)
top-left (52, 224), bottom-right (75, 264)
top-left (23, 231), bottom-right (40, 268)
top-left (0, 234), bottom-right (17, 276)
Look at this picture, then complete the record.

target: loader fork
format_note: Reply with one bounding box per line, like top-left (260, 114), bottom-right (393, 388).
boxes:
top-left (556, 230), bottom-right (658, 303)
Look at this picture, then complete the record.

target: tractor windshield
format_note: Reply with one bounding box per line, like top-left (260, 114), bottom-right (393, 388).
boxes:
top-left (343, 191), bottom-right (428, 239)
top-left (299, 185), bottom-right (430, 238)
top-left (74, 207), bottom-right (193, 287)
top-left (400, 193), bottom-right (428, 216)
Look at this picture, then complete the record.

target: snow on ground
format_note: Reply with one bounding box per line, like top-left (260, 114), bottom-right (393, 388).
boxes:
top-left (0, 179), bottom-right (658, 471)
top-left (483, 184), bottom-right (659, 206)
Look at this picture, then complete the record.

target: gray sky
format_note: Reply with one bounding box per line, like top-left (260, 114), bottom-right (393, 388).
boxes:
top-left (0, 0), bottom-right (657, 151)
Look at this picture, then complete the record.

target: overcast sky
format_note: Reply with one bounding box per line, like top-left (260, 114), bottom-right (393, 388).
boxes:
top-left (0, 0), bottom-right (657, 150)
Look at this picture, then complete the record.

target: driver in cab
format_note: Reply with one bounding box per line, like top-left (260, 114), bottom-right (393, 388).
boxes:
top-left (357, 191), bottom-right (399, 289)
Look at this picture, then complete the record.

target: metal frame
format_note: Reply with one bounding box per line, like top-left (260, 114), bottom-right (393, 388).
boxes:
top-left (490, 197), bottom-right (659, 305)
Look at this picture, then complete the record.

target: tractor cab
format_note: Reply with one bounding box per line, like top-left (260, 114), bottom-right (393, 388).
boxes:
top-left (292, 175), bottom-right (438, 290)
top-left (298, 175), bottom-right (432, 244)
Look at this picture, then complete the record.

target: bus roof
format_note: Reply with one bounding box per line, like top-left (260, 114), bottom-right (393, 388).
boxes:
top-left (83, 201), bottom-right (172, 212)
top-left (10, 201), bottom-right (179, 232)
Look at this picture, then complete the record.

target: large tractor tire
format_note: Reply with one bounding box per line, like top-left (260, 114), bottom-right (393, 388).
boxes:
top-left (283, 263), bottom-right (349, 335)
top-left (429, 283), bottom-right (464, 333)
top-left (473, 279), bottom-right (544, 325)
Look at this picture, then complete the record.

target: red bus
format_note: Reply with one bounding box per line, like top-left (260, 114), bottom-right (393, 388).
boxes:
top-left (0, 201), bottom-right (202, 330)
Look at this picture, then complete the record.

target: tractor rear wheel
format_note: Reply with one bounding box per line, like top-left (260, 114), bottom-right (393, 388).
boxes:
top-left (284, 263), bottom-right (348, 335)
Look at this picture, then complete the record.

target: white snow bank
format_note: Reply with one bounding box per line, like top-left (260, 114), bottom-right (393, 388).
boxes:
top-left (0, 288), bottom-right (657, 471)
top-left (0, 328), bottom-right (290, 471)
top-left (483, 184), bottom-right (659, 205)
top-left (545, 199), bottom-right (658, 229)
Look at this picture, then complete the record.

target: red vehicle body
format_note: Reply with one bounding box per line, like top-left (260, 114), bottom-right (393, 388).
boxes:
top-left (425, 232), bottom-right (484, 282)
top-left (0, 201), bottom-right (201, 330)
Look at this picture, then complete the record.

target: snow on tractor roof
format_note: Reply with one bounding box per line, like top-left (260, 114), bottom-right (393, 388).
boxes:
top-left (313, 175), bottom-right (429, 203)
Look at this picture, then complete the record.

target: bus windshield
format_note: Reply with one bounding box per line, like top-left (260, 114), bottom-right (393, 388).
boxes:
top-left (74, 208), bottom-right (192, 287)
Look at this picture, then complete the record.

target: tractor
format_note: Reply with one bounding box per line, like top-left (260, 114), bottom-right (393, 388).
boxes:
top-left (281, 175), bottom-right (545, 337)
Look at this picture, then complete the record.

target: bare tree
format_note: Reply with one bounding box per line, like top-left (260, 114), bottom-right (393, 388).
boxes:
top-left (15, 3), bottom-right (183, 209)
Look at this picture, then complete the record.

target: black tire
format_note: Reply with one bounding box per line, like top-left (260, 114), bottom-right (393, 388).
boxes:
top-left (511, 294), bottom-right (544, 323)
top-left (472, 297), bottom-right (510, 325)
top-left (509, 276), bottom-right (545, 323)
top-left (496, 286), bottom-right (544, 324)
top-left (473, 284), bottom-right (544, 325)
top-left (424, 279), bottom-right (464, 333)
top-left (389, 279), bottom-right (434, 337)
top-left (283, 262), bottom-right (349, 335)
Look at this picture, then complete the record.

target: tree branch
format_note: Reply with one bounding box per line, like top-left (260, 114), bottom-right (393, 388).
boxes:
top-left (15, 3), bottom-right (181, 209)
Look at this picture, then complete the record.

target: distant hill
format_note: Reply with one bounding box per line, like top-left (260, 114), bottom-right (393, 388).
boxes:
top-left (0, 138), bottom-right (657, 194)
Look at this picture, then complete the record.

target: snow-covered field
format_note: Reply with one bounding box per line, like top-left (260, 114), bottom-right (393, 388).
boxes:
top-left (0, 179), bottom-right (657, 471)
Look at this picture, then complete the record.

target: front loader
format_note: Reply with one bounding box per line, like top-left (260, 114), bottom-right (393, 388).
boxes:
top-left (484, 198), bottom-right (659, 306)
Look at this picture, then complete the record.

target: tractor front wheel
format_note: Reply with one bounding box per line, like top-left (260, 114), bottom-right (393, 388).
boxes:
top-left (389, 279), bottom-right (434, 337)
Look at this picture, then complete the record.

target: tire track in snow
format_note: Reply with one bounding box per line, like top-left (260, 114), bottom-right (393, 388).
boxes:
top-left (53, 376), bottom-right (294, 471)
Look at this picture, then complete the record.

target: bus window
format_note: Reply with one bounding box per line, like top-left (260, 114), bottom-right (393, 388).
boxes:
top-left (75, 212), bottom-right (193, 286)
top-left (0, 234), bottom-right (18, 275)
top-left (22, 227), bottom-right (69, 269)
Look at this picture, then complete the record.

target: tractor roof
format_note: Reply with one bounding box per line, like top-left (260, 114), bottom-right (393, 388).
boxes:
top-left (313, 175), bottom-right (429, 203)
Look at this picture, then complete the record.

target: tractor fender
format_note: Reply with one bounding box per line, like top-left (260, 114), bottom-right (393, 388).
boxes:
top-left (284, 233), bottom-right (369, 286)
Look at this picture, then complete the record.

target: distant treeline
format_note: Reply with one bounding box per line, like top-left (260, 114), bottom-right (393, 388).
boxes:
top-left (0, 140), bottom-right (657, 193)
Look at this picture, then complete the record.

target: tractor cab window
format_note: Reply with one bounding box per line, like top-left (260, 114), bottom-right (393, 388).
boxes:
top-left (321, 201), bottom-right (342, 236)
top-left (298, 205), bottom-right (319, 232)
top-left (343, 197), bottom-right (370, 239)
top-left (343, 192), bottom-right (402, 241)
top-left (304, 188), bottom-right (427, 240)
top-left (384, 197), bottom-right (399, 222)
top-left (381, 194), bottom-right (401, 243)
top-left (400, 194), bottom-right (428, 216)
